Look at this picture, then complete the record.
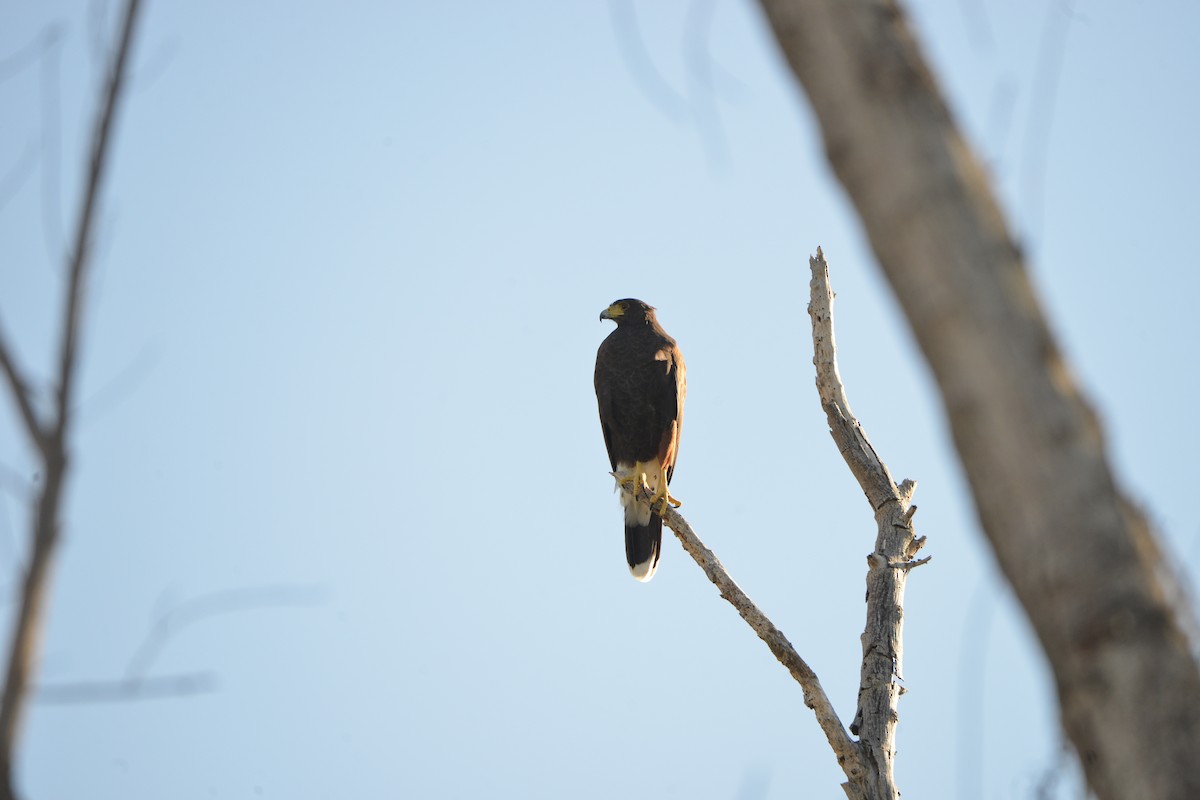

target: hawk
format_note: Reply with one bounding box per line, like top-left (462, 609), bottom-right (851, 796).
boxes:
top-left (594, 299), bottom-right (686, 582)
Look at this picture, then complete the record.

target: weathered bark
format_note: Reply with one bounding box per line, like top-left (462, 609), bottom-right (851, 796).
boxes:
top-left (659, 505), bottom-right (866, 789)
top-left (757, 1), bottom-right (1200, 798)
top-left (657, 250), bottom-right (927, 800)
top-left (807, 249), bottom-right (927, 800)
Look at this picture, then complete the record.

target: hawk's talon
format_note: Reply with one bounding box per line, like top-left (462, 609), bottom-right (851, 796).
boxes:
top-left (648, 484), bottom-right (682, 516)
top-left (612, 473), bottom-right (641, 493)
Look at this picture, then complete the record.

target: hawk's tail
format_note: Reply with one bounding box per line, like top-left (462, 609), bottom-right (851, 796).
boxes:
top-left (625, 515), bottom-right (662, 582)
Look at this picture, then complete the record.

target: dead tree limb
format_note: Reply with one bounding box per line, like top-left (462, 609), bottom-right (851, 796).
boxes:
top-left (756, 1), bottom-right (1200, 797)
top-left (659, 505), bottom-right (867, 793)
top-left (807, 247), bottom-right (925, 800)
top-left (656, 250), bottom-right (925, 800)
top-left (0, 1), bottom-right (142, 796)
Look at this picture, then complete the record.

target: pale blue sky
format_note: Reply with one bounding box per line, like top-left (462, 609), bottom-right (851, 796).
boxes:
top-left (2, 2), bottom-right (1198, 798)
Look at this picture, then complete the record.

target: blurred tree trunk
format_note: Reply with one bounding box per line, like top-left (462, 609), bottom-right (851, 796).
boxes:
top-left (755, 1), bottom-right (1200, 798)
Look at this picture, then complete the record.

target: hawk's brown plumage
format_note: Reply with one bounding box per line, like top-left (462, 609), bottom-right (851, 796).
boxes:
top-left (594, 299), bottom-right (686, 582)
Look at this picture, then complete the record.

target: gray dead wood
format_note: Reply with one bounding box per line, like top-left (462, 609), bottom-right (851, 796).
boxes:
top-left (658, 254), bottom-right (925, 800)
top-left (659, 505), bottom-right (868, 792)
top-left (757, 1), bottom-right (1200, 797)
top-left (807, 248), bottom-right (926, 800)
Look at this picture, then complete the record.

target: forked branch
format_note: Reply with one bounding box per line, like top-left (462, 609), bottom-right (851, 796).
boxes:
top-left (0, 1), bottom-right (143, 796)
top-left (758, 1), bottom-right (1200, 795)
top-left (808, 247), bottom-right (926, 800)
top-left (657, 249), bottom-right (925, 800)
top-left (659, 505), bottom-right (865, 784)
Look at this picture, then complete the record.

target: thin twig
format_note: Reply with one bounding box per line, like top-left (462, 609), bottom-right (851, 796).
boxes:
top-left (658, 503), bottom-right (867, 786)
top-left (607, 0), bottom-right (689, 122)
top-left (1021, 0), bottom-right (1077, 248)
top-left (0, 1), bottom-right (142, 794)
top-left (34, 672), bottom-right (217, 705)
top-left (0, 338), bottom-right (45, 455)
top-left (56, 0), bottom-right (144, 443)
top-left (37, 23), bottom-right (63, 266)
top-left (27, 584), bottom-right (322, 709)
top-left (607, 0), bottom-right (733, 168)
top-left (892, 556), bottom-right (931, 572)
top-left (125, 584), bottom-right (326, 681)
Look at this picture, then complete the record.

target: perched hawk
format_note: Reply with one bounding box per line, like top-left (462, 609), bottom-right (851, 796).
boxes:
top-left (594, 299), bottom-right (686, 582)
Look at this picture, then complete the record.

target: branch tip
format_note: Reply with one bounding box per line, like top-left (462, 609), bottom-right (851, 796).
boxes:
top-left (906, 536), bottom-right (928, 559)
top-left (893, 556), bottom-right (932, 572)
top-left (806, 248), bottom-right (921, 799)
top-left (0, 335), bottom-right (48, 455)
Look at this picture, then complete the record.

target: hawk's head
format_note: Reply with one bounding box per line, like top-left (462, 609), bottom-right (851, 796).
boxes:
top-left (600, 298), bottom-right (656, 325)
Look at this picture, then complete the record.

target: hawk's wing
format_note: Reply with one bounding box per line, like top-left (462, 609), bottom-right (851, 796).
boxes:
top-left (657, 344), bottom-right (686, 484)
top-left (594, 340), bottom-right (619, 472)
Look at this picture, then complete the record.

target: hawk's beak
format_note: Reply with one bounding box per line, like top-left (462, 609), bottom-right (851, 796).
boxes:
top-left (599, 309), bottom-right (611, 321)
top-left (600, 304), bottom-right (622, 322)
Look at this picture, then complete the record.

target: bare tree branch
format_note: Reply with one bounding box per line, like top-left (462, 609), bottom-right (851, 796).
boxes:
top-left (0, 338), bottom-right (46, 455)
top-left (23, 584), bottom-right (322, 709)
top-left (681, 0), bottom-right (731, 166)
top-left (34, 672), bottom-right (217, 705)
top-left (124, 584), bottom-right (326, 682)
top-left (658, 504), bottom-right (866, 789)
top-left (0, 1), bottom-right (142, 795)
top-left (607, 0), bottom-right (734, 166)
top-left (55, 1), bottom-right (142, 442)
top-left (653, 249), bottom-right (926, 799)
top-left (1020, 0), bottom-right (1078, 247)
top-left (607, 0), bottom-right (689, 122)
top-left (807, 247), bottom-right (926, 800)
top-left (37, 24), bottom-right (64, 266)
top-left (756, 1), bottom-right (1200, 797)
